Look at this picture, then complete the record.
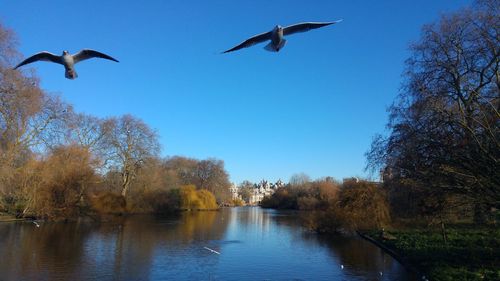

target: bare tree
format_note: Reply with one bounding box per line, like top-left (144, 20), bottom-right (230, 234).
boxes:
top-left (105, 114), bottom-right (160, 197)
top-left (0, 24), bottom-right (69, 209)
top-left (162, 156), bottom-right (231, 203)
top-left (62, 112), bottom-right (114, 172)
top-left (289, 173), bottom-right (311, 187)
top-left (367, 0), bottom-right (499, 222)
top-left (163, 156), bottom-right (198, 186)
top-left (238, 180), bottom-right (254, 203)
top-left (194, 159), bottom-right (231, 203)
top-left (0, 22), bottom-right (20, 67)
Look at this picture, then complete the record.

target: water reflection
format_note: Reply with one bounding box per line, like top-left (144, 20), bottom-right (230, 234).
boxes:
top-left (0, 208), bottom-right (415, 280)
top-left (267, 211), bottom-right (412, 280)
top-left (0, 220), bottom-right (93, 280)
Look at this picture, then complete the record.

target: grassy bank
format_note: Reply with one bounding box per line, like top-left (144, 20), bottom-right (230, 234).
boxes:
top-left (365, 226), bottom-right (500, 281)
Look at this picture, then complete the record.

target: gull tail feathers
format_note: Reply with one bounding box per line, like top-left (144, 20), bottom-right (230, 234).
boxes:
top-left (65, 69), bottom-right (78, 80)
top-left (264, 39), bottom-right (287, 52)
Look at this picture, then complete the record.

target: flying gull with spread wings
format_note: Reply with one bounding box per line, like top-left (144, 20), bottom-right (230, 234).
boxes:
top-left (222, 20), bottom-right (342, 53)
top-left (14, 49), bottom-right (119, 79)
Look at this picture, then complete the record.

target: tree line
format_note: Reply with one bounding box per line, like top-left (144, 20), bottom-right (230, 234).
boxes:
top-left (259, 175), bottom-right (390, 232)
top-left (0, 24), bottom-right (231, 220)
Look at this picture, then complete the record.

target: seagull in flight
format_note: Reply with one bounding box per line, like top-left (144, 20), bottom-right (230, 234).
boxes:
top-left (14, 49), bottom-right (119, 79)
top-left (222, 20), bottom-right (342, 53)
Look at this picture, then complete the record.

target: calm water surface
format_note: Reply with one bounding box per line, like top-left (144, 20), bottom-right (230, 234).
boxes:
top-left (0, 207), bottom-right (416, 281)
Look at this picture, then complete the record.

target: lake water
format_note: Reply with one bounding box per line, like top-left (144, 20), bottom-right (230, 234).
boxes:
top-left (0, 207), bottom-right (416, 280)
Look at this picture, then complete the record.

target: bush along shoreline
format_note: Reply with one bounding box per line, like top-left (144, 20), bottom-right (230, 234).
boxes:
top-left (1, 185), bottom-right (222, 222)
top-left (259, 176), bottom-right (499, 281)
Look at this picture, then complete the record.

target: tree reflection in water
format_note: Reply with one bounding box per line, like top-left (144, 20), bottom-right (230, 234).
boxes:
top-left (0, 208), bottom-right (415, 280)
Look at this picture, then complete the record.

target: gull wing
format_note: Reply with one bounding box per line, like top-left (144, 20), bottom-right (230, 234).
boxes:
top-left (222, 31), bottom-right (273, 53)
top-left (73, 49), bottom-right (119, 63)
top-left (283, 20), bottom-right (342, 36)
top-left (14, 52), bottom-right (62, 69)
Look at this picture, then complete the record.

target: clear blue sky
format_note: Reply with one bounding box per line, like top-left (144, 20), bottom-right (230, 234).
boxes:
top-left (1, 0), bottom-right (470, 184)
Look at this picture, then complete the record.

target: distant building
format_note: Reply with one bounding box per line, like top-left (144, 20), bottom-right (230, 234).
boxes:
top-left (229, 183), bottom-right (241, 200)
top-left (248, 179), bottom-right (283, 205)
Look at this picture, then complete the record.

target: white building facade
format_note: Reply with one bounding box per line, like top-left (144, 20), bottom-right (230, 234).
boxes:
top-left (229, 183), bottom-right (241, 200)
top-left (248, 179), bottom-right (284, 205)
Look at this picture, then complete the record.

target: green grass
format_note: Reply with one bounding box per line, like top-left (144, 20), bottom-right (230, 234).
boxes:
top-left (367, 226), bottom-right (500, 281)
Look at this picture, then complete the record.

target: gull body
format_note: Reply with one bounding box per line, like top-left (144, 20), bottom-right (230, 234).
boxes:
top-left (223, 20), bottom-right (342, 53)
top-left (15, 49), bottom-right (119, 79)
top-left (62, 51), bottom-right (77, 79)
top-left (268, 25), bottom-right (286, 52)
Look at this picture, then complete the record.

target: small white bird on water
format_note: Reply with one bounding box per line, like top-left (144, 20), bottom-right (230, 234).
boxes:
top-left (32, 221), bottom-right (40, 228)
top-left (14, 49), bottom-right (119, 79)
top-left (222, 20), bottom-right (342, 53)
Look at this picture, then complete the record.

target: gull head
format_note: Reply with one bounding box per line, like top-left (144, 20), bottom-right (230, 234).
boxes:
top-left (62, 50), bottom-right (69, 56)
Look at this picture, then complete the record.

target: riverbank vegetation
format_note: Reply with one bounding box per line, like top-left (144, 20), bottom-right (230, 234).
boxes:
top-left (260, 178), bottom-right (390, 231)
top-left (0, 24), bottom-right (231, 220)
